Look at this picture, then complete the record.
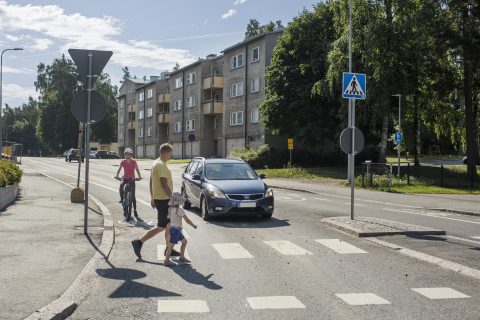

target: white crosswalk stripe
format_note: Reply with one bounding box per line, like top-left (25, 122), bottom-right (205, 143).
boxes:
top-left (316, 239), bottom-right (367, 254)
top-left (247, 296), bottom-right (306, 310)
top-left (263, 240), bottom-right (313, 256)
top-left (335, 293), bottom-right (391, 305)
top-left (412, 288), bottom-right (470, 300)
top-left (212, 243), bottom-right (254, 259)
top-left (158, 300), bottom-right (210, 313)
top-left (472, 236), bottom-right (480, 240)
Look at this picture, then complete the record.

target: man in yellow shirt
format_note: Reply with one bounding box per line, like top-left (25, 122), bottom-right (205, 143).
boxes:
top-left (131, 143), bottom-right (179, 259)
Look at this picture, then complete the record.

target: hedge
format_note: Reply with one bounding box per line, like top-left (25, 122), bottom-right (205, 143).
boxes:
top-left (0, 160), bottom-right (23, 188)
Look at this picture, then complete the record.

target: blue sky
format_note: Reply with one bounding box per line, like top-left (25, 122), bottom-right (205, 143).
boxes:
top-left (0, 0), bottom-right (319, 107)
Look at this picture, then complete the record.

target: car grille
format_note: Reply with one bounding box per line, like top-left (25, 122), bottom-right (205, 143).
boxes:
top-left (230, 207), bottom-right (266, 214)
top-left (227, 194), bottom-right (264, 201)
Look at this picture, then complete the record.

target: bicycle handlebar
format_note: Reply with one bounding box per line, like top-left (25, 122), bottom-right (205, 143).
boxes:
top-left (114, 177), bottom-right (142, 181)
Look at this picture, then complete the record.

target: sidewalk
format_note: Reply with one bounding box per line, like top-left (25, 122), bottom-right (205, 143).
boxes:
top-left (265, 178), bottom-right (480, 214)
top-left (0, 167), bottom-right (103, 320)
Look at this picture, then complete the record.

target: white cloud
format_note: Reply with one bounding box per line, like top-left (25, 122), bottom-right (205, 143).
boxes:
top-left (234, 0), bottom-right (247, 5)
top-left (5, 34), bottom-right (26, 41)
top-left (0, 1), bottom-right (195, 71)
top-left (221, 9), bottom-right (237, 19)
top-left (2, 65), bottom-right (34, 74)
top-left (2, 83), bottom-right (38, 102)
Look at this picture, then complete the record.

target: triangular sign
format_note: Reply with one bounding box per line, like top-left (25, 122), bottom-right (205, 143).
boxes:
top-left (343, 75), bottom-right (365, 97)
top-left (68, 49), bottom-right (113, 87)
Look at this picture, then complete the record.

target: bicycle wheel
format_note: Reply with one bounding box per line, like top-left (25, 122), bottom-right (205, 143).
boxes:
top-left (126, 192), bottom-right (132, 220)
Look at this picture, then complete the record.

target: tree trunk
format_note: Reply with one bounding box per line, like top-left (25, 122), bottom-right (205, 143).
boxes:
top-left (379, 113), bottom-right (389, 163)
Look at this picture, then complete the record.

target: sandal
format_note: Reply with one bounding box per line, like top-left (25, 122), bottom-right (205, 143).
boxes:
top-left (164, 260), bottom-right (176, 266)
top-left (178, 257), bottom-right (191, 263)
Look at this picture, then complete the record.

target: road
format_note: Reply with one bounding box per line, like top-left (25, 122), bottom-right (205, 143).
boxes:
top-left (22, 157), bottom-right (480, 320)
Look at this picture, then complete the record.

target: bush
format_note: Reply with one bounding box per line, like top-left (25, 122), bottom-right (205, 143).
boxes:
top-left (0, 160), bottom-right (23, 187)
top-left (230, 144), bottom-right (272, 169)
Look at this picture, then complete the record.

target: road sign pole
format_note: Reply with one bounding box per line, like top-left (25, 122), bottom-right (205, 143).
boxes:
top-left (347, 0), bottom-right (352, 183)
top-left (398, 96), bottom-right (401, 177)
top-left (84, 52), bottom-right (93, 235)
top-left (290, 149), bottom-right (292, 167)
top-left (77, 123), bottom-right (83, 188)
top-left (351, 99), bottom-right (356, 220)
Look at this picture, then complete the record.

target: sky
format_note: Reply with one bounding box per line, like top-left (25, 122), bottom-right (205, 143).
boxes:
top-left (0, 0), bottom-right (319, 108)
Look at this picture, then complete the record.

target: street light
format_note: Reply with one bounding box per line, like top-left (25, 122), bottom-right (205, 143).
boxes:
top-left (0, 48), bottom-right (24, 154)
top-left (392, 94), bottom-right (401, 177)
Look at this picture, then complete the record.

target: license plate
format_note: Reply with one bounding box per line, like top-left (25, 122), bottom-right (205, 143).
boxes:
top-left (239, 202), bottom-right (256, 208)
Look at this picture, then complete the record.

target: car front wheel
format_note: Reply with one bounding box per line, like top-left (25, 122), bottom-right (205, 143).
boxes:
top-left (201, 196), bottom-right (211, 221)
top-left (182, 188), bottom-right (192, 210)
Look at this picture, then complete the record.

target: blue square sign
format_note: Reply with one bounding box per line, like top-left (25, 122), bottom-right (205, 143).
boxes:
top-left (342, 72), bottom-right (366, 99)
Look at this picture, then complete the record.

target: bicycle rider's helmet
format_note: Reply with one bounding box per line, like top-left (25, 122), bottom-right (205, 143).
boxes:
top-left (124, 148), bottom-right (133, 155)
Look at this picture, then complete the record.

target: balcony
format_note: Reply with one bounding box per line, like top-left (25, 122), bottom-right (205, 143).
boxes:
top-left (158, 93), bottom-right (171, 104)
top-left (127, 104), bottom-right (137, 113)
top-left (203, 76), bottom-right (224, 90)
top-left (127, 121), bottom-right (136, 130)
top-left (157, 113), bottom-right (171, 124)
top-left (203, 100), bottom-right (223, 115)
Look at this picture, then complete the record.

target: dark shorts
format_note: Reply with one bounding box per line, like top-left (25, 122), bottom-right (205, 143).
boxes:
top-left (169, 227), bottom-right (185, 244)
top-left (155, 199), bottom-right (170, 228)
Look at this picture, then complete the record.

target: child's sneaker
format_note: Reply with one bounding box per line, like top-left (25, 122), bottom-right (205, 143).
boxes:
top-left (178, 257), bottom-right (191, 263)
top-left (164, 259), bottom-right (176, 266)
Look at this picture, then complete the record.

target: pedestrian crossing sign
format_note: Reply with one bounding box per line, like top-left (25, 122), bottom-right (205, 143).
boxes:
top-left (342, 72), bottom-right (366, 100)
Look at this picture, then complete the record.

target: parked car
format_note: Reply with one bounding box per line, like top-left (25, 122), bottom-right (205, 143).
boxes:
top-left (89, 150), bottom-right (97, 158)
top-left (93, 150), bottom-right (119, 159)
top-left (62, 150), bottom-right (69, 157)
top-left (181, 157), bottom-right (274, 220)
top-left (463, 156), bottom-right (480, 165)
top-left (108, 152), bottom-right (120, 159)
top-left (65, 148), bottom-right (84, 162)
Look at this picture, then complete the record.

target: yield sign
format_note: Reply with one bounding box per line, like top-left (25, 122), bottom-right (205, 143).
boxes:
top-left (342, 72), bottom-right (366, 99)
top-left (68, 49), bottom-right (113, 86)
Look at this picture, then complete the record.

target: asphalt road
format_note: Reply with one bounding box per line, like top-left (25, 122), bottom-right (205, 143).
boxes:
top-left (22, 157), bottom-right (480, 320)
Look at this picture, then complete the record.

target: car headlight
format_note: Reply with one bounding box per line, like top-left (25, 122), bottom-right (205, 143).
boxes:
top-left (265, 187), bottom-right (274, 198)
top-left (207, 188), bottom-right (226, 199)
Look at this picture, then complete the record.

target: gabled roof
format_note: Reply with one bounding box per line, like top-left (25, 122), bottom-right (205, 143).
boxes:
top-left (222, 28), bottom-right (284, 53)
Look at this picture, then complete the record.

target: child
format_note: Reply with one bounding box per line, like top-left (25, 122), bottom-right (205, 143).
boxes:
top-left (115, 148), bottom-right (142, 220)
top-left (164, 192), bottom-right (197, 266)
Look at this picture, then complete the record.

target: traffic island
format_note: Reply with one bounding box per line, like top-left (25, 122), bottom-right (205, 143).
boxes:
top-left (321, 216), bottom-right (445, 237)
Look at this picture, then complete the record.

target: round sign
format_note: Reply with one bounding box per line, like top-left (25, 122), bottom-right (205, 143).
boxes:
top-left (394, 131), bottom-right (403, 144)
top-left (188, 134), bottom-right (196, 142)
top-left (71, 89), bottom-right (107, 123)
top-left (340, 127), bottom-right (365, 155)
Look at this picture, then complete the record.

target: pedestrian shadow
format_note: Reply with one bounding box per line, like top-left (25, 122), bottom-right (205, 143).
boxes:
top-left (138, 260), bottom-right (222, 290)
top-left (96, 267), bottom-right (181, 298)
top-left (207, 215), bottom-right (290, 229)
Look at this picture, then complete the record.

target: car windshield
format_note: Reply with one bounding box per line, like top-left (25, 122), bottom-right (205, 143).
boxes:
top-left (205, 163), bottom-right (258, 180)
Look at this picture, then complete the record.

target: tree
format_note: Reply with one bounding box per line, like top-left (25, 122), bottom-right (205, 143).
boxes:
top-left (245, 19), bottom-right (276, 39)
top-left (90, 73), bottom-right (118, 144)
top-left (121, 66), bottom-right (131, 81)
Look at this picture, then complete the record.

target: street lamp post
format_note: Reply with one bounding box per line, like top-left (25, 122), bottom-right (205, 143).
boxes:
top-left (393, 94), bottom-right (401, 177)
top-left (0, 48), bottom-right (24, 154)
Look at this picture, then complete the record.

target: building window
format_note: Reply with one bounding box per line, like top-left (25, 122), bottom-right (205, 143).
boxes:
top-left (147, 89), bottom-right (153, 99)
top-left (119, 115), bottom-right (123, 124)
top-left (231, 53), bottom-right (244, 69)
top-left (174, 122), bottom-right (182, 133)
top-left (146, 127), bottom-right (152, 137)
top-left (251, 77), bottom-right (260, 93)
top-left (138, 128), bottom-right (144, 137)
top-left (174, 99), bottom-right (183, 111)
top-left (186, 96), bottom-right (196, 108)
top-left (230, 111), bottom-right (244, 126)
top-left (214, 117), bottom-right (219, 130)
top-left (139, 110), bottom-right (144, 119)
top-left (119, 131), bottom-right (123, 140)
top-left (186, 72), bottom-right (196, 85)
top-left (186, 119), bottom-right (195, 132)
top-left (251, 108), bottom-right (260, 123)
top-left (174, 77), bottom-right (183, 89)
top-left (120, 100), bottom-right (125, 108)
top-left (230, 82), bottom-right (244, 97)
top-left (138, 92), bottom-right (145, 102)
top-left (252, 47), bottom-right (260, 63)
top-left (249, 135), bottom-right (262, 144)
top-left (147, 108), bottom-right (153, 118)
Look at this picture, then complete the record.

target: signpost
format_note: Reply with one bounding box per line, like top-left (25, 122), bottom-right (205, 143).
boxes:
top-left (394, 131), bottom-right (403, 176)
top-left (288, 138), bottom-right (294, 167)
top-left (69, 49), bottom-right (112, 235)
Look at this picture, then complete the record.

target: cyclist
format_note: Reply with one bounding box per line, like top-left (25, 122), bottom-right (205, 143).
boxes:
top-left (115, 148), bottom-right (142, 220)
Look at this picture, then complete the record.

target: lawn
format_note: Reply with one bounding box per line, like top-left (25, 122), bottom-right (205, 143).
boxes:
top-left (257, 166), bottom-right (347, 181)
top-left (386, 154), bottom-right (463, 163)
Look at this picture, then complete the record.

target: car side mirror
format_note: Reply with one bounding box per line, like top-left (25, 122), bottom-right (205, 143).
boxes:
top-left (259, 174), bottom-right (266, 179)
top-left (192, 174), bottom-right (202, 180)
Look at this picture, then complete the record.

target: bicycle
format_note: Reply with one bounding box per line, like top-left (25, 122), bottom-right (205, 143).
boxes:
top-left (115, 177), bottom-right (142, 222)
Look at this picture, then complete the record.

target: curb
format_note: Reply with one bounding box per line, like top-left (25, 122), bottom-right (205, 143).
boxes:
top-left (24, 170), bottom-right (115, 320)
top-left (269, 183), bottom-right (477, 217)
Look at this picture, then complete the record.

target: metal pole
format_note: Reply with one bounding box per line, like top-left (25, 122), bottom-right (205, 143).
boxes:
top-left (351, 100), bottom-right (355, 220)
top-left (347, 0), bottom-right (353, 183)
top-left (290, 149), bottom-right (292, 167)
top-left (398, 95), bottom-right (401, 177)
top-left (76, 123), bottom-right (83, 188)
top-left (84, 52), bottom-right (93, 235)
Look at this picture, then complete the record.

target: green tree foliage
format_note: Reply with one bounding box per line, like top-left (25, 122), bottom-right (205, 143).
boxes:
top-left (245, 19), bottom-right (276, 39)
top-left (91, 74), bottom-right (118, 144)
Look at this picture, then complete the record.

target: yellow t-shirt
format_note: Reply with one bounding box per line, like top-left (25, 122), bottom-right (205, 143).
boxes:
top-left (151, 159), bottom-right (173, 200)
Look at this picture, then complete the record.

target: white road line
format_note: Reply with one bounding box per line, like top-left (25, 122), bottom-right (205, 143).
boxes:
top-left (263, 240), bottom-right (313, 256)
top-left (157, 300), bottom-right (210, 313)
top-left (445, 235), bottom-right (480, 246)
top-left (247, 296), bottom-right (306, 310)
top-left (183, 230), bottom-right (191, 239)
top-left (314, 197), bottom-right (331, 201)
top-left (212, 243), bottom-right (254, 259)
top-left (335, 293), bottom-right (391, 305)
top-left (315, 239), bottom-right (367, 254)
top-left (472, 236), bottom-right (480, 240)
top-left (412, 288), bottom-right (470, 300)
top-left (157, 244), bottom-right (191, 261)
top-left (384, 208), bottom-right (480, 226)
top-left (343, 202), bottom-right (364, 207)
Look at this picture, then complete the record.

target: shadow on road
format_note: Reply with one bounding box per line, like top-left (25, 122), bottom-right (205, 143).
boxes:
top-left (208, 216), bottom-right (290, 229)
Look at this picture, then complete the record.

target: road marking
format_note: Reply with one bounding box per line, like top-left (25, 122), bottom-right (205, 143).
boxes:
top-left (335, 293), bottom-right (391, 305)
top-left (275, 193), bottom-right (306, 201)
top-left (384, 208), bottom-right (480, 226)
top-left (183, 230), bottom-right (191, 239)
top-left (315, 239), bottom-right (367, 254)
top-left (263, 240), bottom-right (313, 256)
top-left (412, 288), bottom-right (470, 300)
top-left (212, 243), bottom-right (254, 259)
top-left (445, 235), bottom-right (480, 246)
top-left (344, 202), bottom-right (364, 207)
top-left (247, 296), bottom-right (306, 310)
top-left (157, 244), bottom-right (191, 261)
top-left (157, 300), bottom-right (209, 313)
top-left (472, 236), bottom-right (480, 240)
top-left (314, 197), bottom-right (331, 201)
top-left (403, 208), bottom-right (450, 217)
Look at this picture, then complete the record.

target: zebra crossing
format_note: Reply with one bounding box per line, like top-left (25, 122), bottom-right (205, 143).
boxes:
top-left (155, 236), bottom-right (472, 314)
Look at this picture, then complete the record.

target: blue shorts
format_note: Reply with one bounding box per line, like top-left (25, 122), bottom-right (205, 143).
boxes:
top-left (169, 227), bottom-right (185, 244)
